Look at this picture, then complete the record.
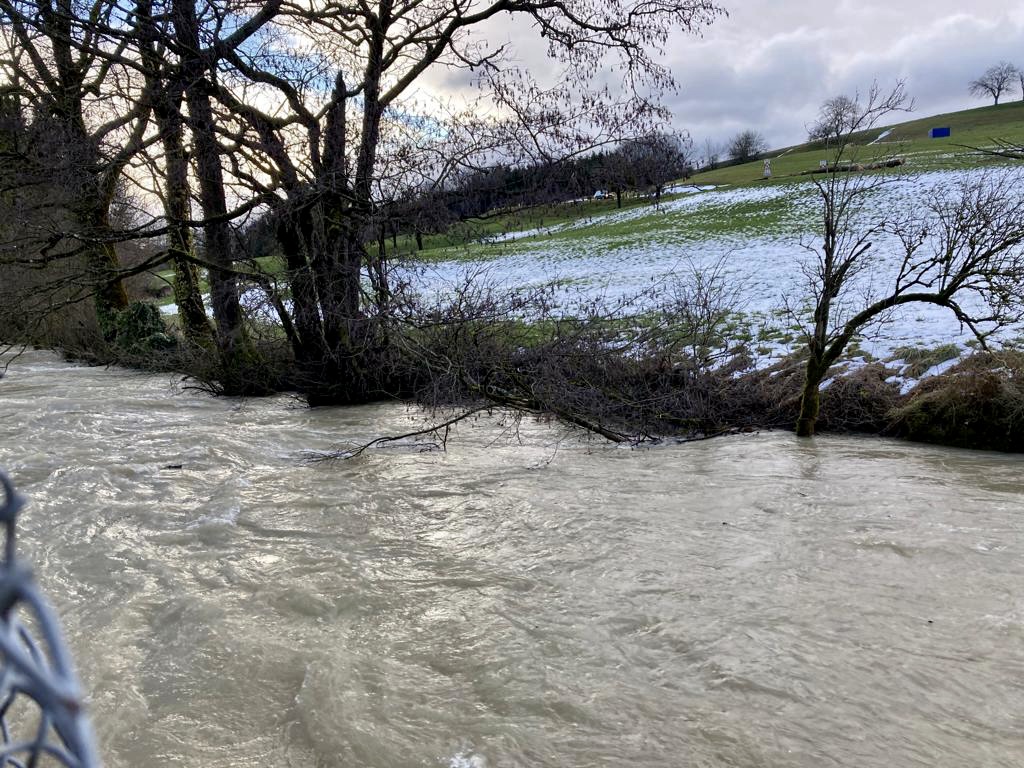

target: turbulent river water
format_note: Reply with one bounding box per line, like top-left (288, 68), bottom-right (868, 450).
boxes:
top-left (1, 350), bottom-right (1023, 767)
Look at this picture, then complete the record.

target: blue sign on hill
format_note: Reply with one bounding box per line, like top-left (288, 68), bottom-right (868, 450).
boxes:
top-left (930, 127), bottom-right (951, 138)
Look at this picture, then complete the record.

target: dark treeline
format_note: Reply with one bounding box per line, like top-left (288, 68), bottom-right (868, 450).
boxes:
top-left (439, 134), bottom-right (694, 219)
top-left (239, 134), bottom-right (694, 261)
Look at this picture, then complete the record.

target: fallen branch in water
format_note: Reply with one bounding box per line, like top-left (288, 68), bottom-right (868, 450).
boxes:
top-left (648, 426), bottom-right (756, 445)
top-left (307, 405), bottom-right (493, 461)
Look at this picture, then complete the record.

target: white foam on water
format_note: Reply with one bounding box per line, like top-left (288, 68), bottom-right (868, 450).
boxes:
top-left (185, 503), bottom-right (241, 528)
top-left (448, 750), bottom-right (487, 768)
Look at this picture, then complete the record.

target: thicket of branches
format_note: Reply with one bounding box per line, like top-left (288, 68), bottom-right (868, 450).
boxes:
top-left (0, 0), bottom-right (717, 400)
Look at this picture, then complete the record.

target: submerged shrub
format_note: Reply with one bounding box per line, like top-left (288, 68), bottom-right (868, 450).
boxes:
top-left (818, 363), bottom-right (902, 434)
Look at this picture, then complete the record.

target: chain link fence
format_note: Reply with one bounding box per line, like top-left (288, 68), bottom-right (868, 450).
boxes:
top-left (0, 472), bottom-right (98, 767)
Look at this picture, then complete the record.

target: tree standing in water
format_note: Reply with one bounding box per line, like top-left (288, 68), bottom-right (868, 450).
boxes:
top-left (793, 84), bottom-right (1024, 437)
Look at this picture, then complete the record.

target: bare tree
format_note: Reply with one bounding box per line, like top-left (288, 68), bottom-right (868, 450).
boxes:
top-left (1, 0), bottom-right (286, 383)
top-left (627, 132), bottom-right (692, 203)
top-left (969, 62), bottom-right (1018, 106)
top-left (0, 0), bottom-right (155, 338)
top-left (135, 0), bottom-right (213, 347)
top-left (189, 0), bottom-right (723, 402)
top-left (727, 130), bottom-right (768, 163)
top-left (596, 147), bottom-right (633, 208)
top-left (807, 95), bottom-right (862, 145)
top-left (701, 137), bottom-right (721, 171)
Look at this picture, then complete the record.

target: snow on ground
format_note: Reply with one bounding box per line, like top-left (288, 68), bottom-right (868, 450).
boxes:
top-left (559, 181), bottom-right (801, 232)
top-left (411, 167), bottom-right (1024, 364)
top-left (481, 185), bottom-right (722, 243)
top-left (887, 356), bottom-right (963, 396)
top-left (159, 166), bottom-right (1023, 390)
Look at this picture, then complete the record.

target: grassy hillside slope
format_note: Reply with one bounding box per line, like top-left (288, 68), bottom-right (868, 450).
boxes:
top-left (692, 101), bottom-right (1024, 186)
top-left (153, 101), bottom-right (1024, 304)
top-left (414, 101), bottom-right (1024, 259)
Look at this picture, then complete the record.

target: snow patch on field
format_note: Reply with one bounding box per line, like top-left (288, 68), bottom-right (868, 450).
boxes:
top-left (417, 167), bottom-right (1024, 361)
top-left (159, 167), bottom-right (1024, 369)
top-left (886, 355), bottom-right (965, 395)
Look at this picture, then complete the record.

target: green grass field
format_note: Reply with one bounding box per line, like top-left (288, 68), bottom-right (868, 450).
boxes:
top-left (406, 102), bottom-right (1024, 264)
top-left (690, 101), bottom-right (1024, 186)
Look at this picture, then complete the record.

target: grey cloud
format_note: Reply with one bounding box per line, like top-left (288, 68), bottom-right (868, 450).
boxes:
top-left (663, 3), bottom-right (1024, 147)
top-left (418, 3), bottom-right (1024, 152)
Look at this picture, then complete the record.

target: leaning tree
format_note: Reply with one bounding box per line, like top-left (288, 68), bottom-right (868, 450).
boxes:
top-left (791, 83), bottom-right (1024, 437)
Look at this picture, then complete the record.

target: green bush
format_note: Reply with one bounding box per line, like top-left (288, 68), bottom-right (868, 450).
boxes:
top-left (112, 302), bottom-right (176, 355)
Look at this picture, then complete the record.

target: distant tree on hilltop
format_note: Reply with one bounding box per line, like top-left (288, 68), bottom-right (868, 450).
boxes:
top-left (727, 130), bottom-right (768, 163)
top-left (808, 95), bottom-right (862, 145)
top-left (969, 62), bottom-right (1019, 105)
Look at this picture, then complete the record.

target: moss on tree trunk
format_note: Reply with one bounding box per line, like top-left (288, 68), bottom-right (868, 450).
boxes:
top-left (89, 241), bottom-right (130, 340)
top-left (796, 358), bottom-right (826, 437)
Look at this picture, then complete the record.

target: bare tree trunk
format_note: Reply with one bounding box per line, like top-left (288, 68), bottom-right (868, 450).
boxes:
top-left (277, 212), bottom-right (326, 363)
top-left (155, 88), bottom-right (213, 346)
top-left (36, 3), bottom-right (134, 340)
top-left (86, 239), bottom-right (130, 339)
top-left (290, 20), bottom-right (391, 405)
top-left (138, 0), bottom-right (213, 348)
top-left (74, 203), bottom-right (129, 338)
top-left (796, 357), bottom-right (826, 437)
top-left (174, 0), bottom-right (254, 387)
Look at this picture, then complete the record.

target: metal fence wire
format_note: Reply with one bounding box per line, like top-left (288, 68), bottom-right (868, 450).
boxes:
top-left (0, 472), bottom-right (99, 768)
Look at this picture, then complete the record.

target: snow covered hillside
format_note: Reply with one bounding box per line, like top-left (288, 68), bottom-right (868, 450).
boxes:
top-left (414, 168), bottom-right (1024, 364)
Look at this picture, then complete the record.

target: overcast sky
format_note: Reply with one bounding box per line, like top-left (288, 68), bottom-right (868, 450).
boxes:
top-left (662, 1), bottom-right (1024, 149)
top-left (424, 2), bottom-right (1024, 153)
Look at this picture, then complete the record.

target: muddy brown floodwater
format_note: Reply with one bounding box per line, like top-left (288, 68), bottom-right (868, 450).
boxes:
top-left (1, 349), bottom-right (1023, 767)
